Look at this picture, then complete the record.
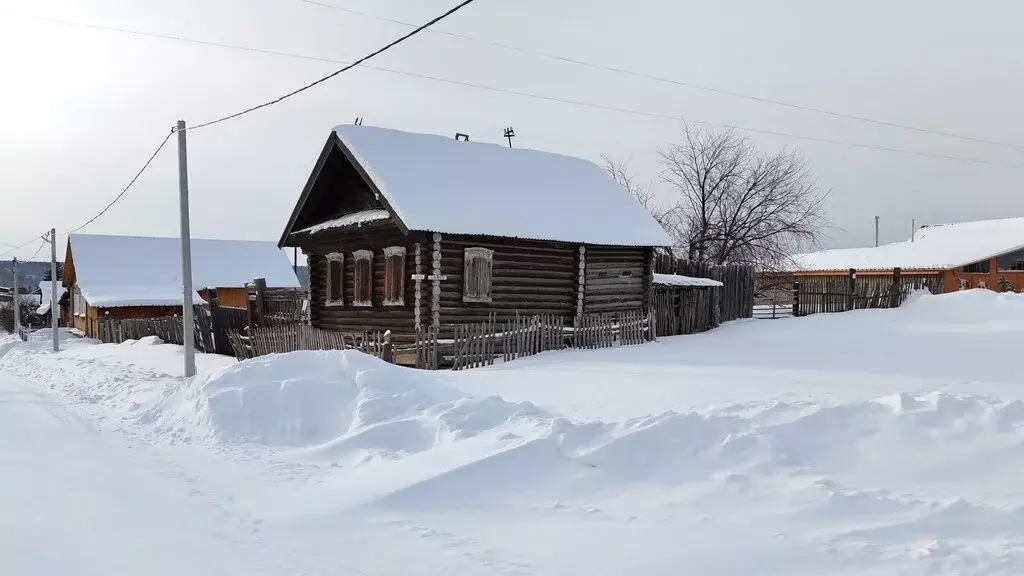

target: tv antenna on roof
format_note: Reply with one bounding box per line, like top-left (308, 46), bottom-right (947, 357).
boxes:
top-left (455, 133), bottom-right (470, 142)
top-left (353, 117), bottom-right (364, 125)
top-left (504, 127), bottom-right (516, 148)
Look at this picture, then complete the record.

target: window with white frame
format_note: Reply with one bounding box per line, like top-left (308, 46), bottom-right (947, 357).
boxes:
top-left (325, 253), bottom-right (344, 306)
top-left (383, 246), bottom-right (406, 306)
top-left (463, 247), bottom-right (494, 303)
top-left (353, 250), bottom-right (373, 307)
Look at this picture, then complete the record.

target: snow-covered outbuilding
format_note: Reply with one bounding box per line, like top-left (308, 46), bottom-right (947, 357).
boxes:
top-left (785, 216), bottom-right (1024, 293)
top-left (63, 234), bottom-right (301, 338)
top-left (279, 124), bottom-right (673, 343)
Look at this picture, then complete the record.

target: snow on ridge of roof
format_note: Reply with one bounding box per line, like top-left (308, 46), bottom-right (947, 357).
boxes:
top-left (294, 209), bottom-right (390, 235)
top-left (332, 124), bottom-right (674, 247)
top-left (652, 273), bottom-right (724, 287)
top-left (69, 234), bottom-right (301, 307)
top-left (791, 216), bottom-right (1024, 272)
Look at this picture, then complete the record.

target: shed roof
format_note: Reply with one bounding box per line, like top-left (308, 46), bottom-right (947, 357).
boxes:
top-left (652, 273), bottom-right (724, 287)
top-left (791, 217), bottom-right (1024, 272)
top-left (67, 234), bottom-right (300, 308)
top-left (318, 125), bottom-right (673, 247)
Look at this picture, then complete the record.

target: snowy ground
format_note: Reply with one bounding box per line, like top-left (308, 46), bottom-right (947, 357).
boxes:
top-left (3, 290), bottom-right (1024, 574)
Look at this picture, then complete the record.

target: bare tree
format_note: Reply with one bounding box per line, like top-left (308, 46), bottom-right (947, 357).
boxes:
top-left (657, 125), bottom-right (827, 267)
top-left (601, 156), bottom-right (685, 255)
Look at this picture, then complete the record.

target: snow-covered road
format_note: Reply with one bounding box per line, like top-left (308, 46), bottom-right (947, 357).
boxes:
top-left (0, 370), bottom-right (285, 575)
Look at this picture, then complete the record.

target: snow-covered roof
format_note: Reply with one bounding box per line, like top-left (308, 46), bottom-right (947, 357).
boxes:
top-left (69, 234), bottom-right (300, 308)
top-left (294, 209), bottom-right (390, 235)
top-left (792, 217), bottom-right (1024, 272)
top-left (38, 281), bottom-right (66, 308)
top-left (331, 125), bottom-right (673, 247)
top-left (653, 273), bottom-right (724, 287)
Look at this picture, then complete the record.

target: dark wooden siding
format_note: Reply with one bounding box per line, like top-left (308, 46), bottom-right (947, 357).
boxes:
top-left (438, 235), bottom-right (577, 331)
top-left (584, 245), bottom-right (649, 313)
top-left (304, 221), bottom-right (426, 343)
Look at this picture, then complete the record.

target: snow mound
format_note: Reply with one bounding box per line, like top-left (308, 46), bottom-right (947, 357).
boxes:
top-left (898, 288), bottom-right (1024, 323)
top-left (151, 350), bottom-right (550, 457)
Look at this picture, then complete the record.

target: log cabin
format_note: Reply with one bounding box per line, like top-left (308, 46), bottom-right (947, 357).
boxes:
top-left (63, 234), bottom-right (302, 338)
top-left (278, 124), bottom-right (674, 343)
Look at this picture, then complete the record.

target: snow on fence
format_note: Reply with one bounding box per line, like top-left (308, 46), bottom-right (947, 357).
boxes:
top-left (226, 324), bottom-right (397, 362)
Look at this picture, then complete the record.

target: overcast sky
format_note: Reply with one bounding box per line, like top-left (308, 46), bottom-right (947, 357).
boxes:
top-left (2, 0), bottom-right (1023, 261)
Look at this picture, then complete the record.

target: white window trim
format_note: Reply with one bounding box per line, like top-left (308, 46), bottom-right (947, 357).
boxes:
top-left (325, 253), bottom-right (344, 307)
top-left (463, 247), bottom-right (494, 303)
top-left (383, 246), bottom-right (407, 307)
top-left (353, 249), bottom-right (374, 307)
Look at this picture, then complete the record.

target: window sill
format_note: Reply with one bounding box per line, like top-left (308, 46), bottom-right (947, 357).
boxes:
top-left (353, 301), bottom-right (372, 308)
top-left (462, 297), bottom-right (493, 304)
top-left (325, 300), bottom-right (345, 308)
top-left (383, 299), bottom-right (405, 307)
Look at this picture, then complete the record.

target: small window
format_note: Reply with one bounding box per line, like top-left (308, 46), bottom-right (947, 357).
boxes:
top-left (963, 259), bottom-right (990, 273)
top-left (326, 253), bottom-right (344, 306)
top-left (463, 247), bottom-right (494, 303)
top-left (383, 246), bottom-right (406, 306)
top-left (353, 250), bottom-right (373, 307)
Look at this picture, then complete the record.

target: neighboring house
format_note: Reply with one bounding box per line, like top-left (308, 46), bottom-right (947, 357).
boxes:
top-left (785, 217), bottom-right (1024, 292)
top-left (63, 234), bottom-right (302, 338)
top-left (278, 124), bottom-right (673, 343)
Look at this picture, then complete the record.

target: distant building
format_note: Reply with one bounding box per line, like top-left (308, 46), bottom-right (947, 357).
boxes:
top-left (278, 124), bottom-right (672, 343)
top-left (783, 216), bottom-right (1024, 292)
top-left (62, 234), bottom-right (302, 338)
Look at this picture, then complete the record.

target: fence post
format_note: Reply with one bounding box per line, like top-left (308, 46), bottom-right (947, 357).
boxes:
top-left (890, 267), bottom-right (902, 308)
top-left (847, 269), bottom-right (856, 311)
top-left (792, 282), bottom-right (801, 317)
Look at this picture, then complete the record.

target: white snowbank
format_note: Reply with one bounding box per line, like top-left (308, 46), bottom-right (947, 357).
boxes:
top-left (152, 350), bottom-right (548, 455)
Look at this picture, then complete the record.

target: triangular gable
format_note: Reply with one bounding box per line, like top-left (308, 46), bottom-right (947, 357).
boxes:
top-left (278, 132), bottom-right (408, 247)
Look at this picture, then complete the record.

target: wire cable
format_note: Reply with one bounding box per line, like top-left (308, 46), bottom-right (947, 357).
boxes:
top-left (0, 234), bottom-right (49, 260)
top-left (187, 0), bottom-right (482, 130)
top-left (294, 0), bottom-right (1024, 152)
top-left (24, 240), bottom-right (46, 263)
top-left (20, 13), bottom-right (1024, 169)
top-left (66, 129), bottom-right (175, 234)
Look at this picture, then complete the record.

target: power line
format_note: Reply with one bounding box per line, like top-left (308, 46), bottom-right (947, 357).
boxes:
top-left (67, 129), bottom-right (175, 234)
top-left (20, 13), bottom-right (1024, 169)
top-left (188, 0), bottom-right (482, 130)
top-left (25, 240), bottom-right (46, 263)
top-left (294, 0), bottom-right (1024, 152)
top-left (0, 234), bottom-right (48, 260)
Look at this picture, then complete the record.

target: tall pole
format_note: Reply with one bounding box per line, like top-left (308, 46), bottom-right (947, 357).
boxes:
top-left (12, 257), bottom-right (19, 335)
top-left (51, 228), bottom-right (58, 351)
top-left (177, 120), bottom-right (197, 378)
top-left (874, 215), bottom-right (880, 247)
top-left (911, 218), bottom-right (916, 243)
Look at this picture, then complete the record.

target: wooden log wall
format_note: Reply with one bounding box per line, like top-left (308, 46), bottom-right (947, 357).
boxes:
top-left (437, 234), bottom-right (578, 336)
top-left (583, 245), bottom-right (647, 313)
top-left (304, 222), bottom-right (427, 344)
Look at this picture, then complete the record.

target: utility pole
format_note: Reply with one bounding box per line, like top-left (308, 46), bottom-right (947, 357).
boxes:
top-left (12, 257), bottom-right (19, 335)
top-left (874, 216), bottom-right (880, 247)
top-left (176, 120), bottom-right (196, 378)
top-left (49, 229), bottom-right (58, 351)
top-left (911, 218), bottom-right (916, 243)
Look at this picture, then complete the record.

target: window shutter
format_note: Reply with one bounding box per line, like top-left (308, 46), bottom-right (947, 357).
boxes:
top-left (463, 247), bottom-right (494, 303)
top-left (353, 250), bottom-right (373, 307)
top-left (383, 246), bottom-right (406, 306)
top-left (326, 253), bottom-right (344, 306)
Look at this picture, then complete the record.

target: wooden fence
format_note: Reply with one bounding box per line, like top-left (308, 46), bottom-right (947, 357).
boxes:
top-left (652, 286), bottom-right (720, 337)
top-left (653, 256), bottom-right (755, 322)
top-left (227, 323), bottom-right (396, 361)
top-left (792, 268), bottom-right (940, 316)
top-left (98, 309), bottom-right (207, 349)
top-left (450, 310), bottom-right (652, 371)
